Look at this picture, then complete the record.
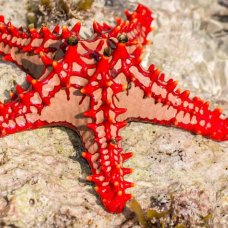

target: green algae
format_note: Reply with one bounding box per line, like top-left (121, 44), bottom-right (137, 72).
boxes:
top-left (77, 0), bottom-right (94, 11)
top-left (129, 198), bottom-right (148, 228)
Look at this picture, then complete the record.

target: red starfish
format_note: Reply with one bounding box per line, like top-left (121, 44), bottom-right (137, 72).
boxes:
top-left (0, 4), bottom-right (227, 213)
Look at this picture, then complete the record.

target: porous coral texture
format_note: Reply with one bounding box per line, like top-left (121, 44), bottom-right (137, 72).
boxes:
top-left (0, 0), bottom-right (227, 227)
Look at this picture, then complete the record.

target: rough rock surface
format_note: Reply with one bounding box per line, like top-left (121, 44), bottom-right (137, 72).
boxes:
top-left (0, 0), bottom-right (227, 227)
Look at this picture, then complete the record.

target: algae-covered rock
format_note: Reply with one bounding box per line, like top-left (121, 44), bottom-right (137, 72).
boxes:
top-left (26, 0), bottom-right (96, 27)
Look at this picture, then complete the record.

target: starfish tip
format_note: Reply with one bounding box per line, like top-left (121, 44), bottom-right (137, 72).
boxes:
top-left (117, 190), bottom-right (123, 196)
top-left (86, 176), bottom-right (92, 181)
top-left (52, 61), bottom-right (58, 68)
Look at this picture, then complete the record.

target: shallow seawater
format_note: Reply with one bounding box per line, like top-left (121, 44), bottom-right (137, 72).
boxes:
top-left (97, 0), bottom-right (228, 107)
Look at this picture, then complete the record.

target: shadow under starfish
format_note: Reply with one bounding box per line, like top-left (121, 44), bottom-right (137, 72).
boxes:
top-left (0, 4), bottom-right (227, 213)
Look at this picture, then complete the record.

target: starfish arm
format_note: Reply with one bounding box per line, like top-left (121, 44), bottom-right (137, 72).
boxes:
top-left (115, 64), bottom-right (228, 141)
top-left (109, 4), bottom-right (153, 45)
top-left (106, 38), bottom-right (228, 142)
top-left (0, 77), bottom-right (94, 142)
top-left (0, 102), bottom-right (50, 138)
top-left (0, 82), bottom-right (50, 138)
top-left (80, 55), bottom-right (134, 213)
top-left (0, 18), bottom-right (62, 77)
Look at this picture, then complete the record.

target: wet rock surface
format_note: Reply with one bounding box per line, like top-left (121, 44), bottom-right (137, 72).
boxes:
top-left (0, 0), bottom-right (227, 227)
